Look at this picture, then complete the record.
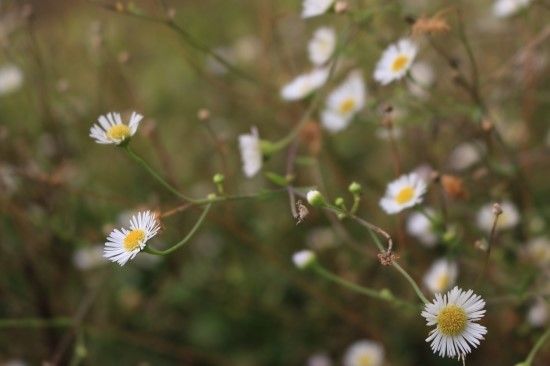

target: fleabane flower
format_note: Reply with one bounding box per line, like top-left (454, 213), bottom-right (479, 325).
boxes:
top-left (281, 68), bottom-right (329, 101)
top-left (343, 340), bottom-right (384, 366)
top-left (104, 211), bottom-right (160, 266)
top-left (308, 27), bottom-right (336, 65)
top-left (421, 287), bottom-right (487, 359)
top-left (407, 209), bottom-right (438, 247)
top-left (238, 127), bottom-right (262, 177)
top-left (321, 70), bottom-right (366, 132)
top-left (492, 0), bottom-right (532, 18)
top-left (423, 259), bottom-right (458, 294)
top-left (374, 38), bottom-right (417, 85)
top-left (89, 111), bottom-right (143, 145)
top-left (476, 201), bottom-right (519, 232)
top-left (292, 250), bottom-right (316, 269)
top-left (302, 0), bottom-right (335, 18)
top-left (379, 173), bottom-right (427, 214)
top-left (525, 237), bottom-right (550, 268)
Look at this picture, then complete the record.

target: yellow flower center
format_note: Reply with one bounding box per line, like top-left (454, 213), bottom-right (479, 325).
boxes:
top-left (391, 55), bottom-right (409, 72)
top-left (358, 354), bottom-right (372, 366)
top-left (339, 98), bottom-right (356, 114)
top-left (123, 229), bottom-right (146, 251)
top-left (437, 305), bottom-right (467, 336)
top-left (395, 186), bottom-right (415, 205)
top-left (107, 124), bottom-right (131, 141)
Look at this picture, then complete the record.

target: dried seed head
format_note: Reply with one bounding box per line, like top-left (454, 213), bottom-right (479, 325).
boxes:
top-left (492, 203), bottom-right (503, 216)
top-left (197, 108), bottom-right (211, 121)
top-left (441, 174), bottom-right (468, 199)
top-left (334, 1), bottom-right (350, 14)
top-left (295, 200), bottom-right (309, 225)
top-left (378, 251), bottom-right (399, 266)
top-left (411, 11), bottom-right (451, 36)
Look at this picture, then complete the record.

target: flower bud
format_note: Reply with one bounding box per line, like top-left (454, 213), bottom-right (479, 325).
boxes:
top-left (334, 197), bottom-right (345, 207)
top-left (213, 173), bottom-right (225, 184)
top-left (307, 190), bottom-right (325, 207)
top-left (292, 250), bottom-right (316, 269)
top-left (348, 181), bottom-right (362, 195)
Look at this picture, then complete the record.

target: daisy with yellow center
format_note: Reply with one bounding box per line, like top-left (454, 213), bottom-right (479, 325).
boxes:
top-left (373, 38), bottom-right (418, 85)
top-left (423, 259), bottom-right (458, 294)
top-left (89, 111), bottom-right (143, 145)
top-left (321, 70), bottom-right (366, 133)
top-left (343, 340), bottom-right (384, 366)
top-left (104, 211), bottom-right (160, 266)
top-left (379, 172), bottom-right (427, 214)
top-left (422, 287), bottom-right (487, 359)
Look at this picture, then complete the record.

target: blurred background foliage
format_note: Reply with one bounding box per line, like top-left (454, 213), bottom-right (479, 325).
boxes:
top-left (0, 0), bottom-right (549, 364)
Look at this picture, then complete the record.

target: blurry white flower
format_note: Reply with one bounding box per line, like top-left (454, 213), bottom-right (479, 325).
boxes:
top-left (477, 201), bottom-right (519, 232)
top-left (293, 250), bottom-right (316, 269)
top-left (343, 340), bottom-right (384, 366)
top-left (407, 209), bottom-right (437, 247)
top-left (493, 0), bottom-right (532, 18)
top-left (321, 70), bottom-right (366, 132)
top-left (281, 68), bottom-right (329, 101)
top-left (422, 287), bottom-right (487, 358)
top-left (374, 39), bottom-right (417, 85)
top-left (379, 173), bottom-right (427, 214)
top-left (448, 142), bottom-right (484, 171)
top-left (302, 0), bottom-right (335, 18)
top-left (527, 299), bottom-right (548, 327)
top-left (525, 237), bottom-right (550, 268)
top-left (307, 227), bottom-right (338, 250)
top-left (73, 245), bottom-right (106, 270)
top-left (0, 64), bottom-right (23, 95)
top-left (89, 111), bottom-right (143, 145)
top-left (308, 27), bottom-right (336, 65)
top-left (423, 259), bottom-right (458, 294)
top-left (104, 211), bottom-right (160, 266)
top-left (238, 127), bottom-right (262, 177)
top-left (407, 61), bottom-right (435, 99)
top-left (375, 126), bottom-right (403, 141)
top-left (233, 35), bottom-right (262, 64)
top-left (307, 352), bottom-right (332, 366)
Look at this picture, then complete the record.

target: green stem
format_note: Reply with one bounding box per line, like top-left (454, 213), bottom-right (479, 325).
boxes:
top-left (312, 264), bottom-right (415, 309)
top-left (392, 262), bottom-right (429, 304)
top-left (0, 317), bottom-right (73, 329)
top-left (145, 203), bottom-right (211, 255)
top-left (524, 327), bottom-right (550, 365)
top-left (124, 145), bottom-right (196, 202)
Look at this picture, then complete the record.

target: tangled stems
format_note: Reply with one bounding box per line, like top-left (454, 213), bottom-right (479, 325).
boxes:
top-left (123, 145), bottom-right (197, 202)
top-left (517, 327), bottom-right (550, 366)
top-left (144, 203), bottom-right (212, 256)
top-left (311, 263), bottom-right (416, 309)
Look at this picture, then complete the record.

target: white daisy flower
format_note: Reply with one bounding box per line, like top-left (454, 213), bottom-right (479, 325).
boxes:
top-left (308, 27), bottom-right (336, 66)
top-left (104, 211), bottom-right (161, 266)
top-left (527, 299), bottom-right (548, 327)
top-left (302, 0), bottom-right (335, 19)
top-left (374, 38), bottom-right (417, 85)
top-left (281, 68), bottom-right (330, 101)
top-left (525, 237), bottom-right (550, 268)
top-left (407, 209), bottom-right (438, 247)
top-left (423, 259), bottom-right (458, 294)
top-left (447, 142), bottom-right (484, 171)
top-left (476, 201), bottom-right (520, 232)
top-left (0, 64), bottom-right (23, 95)
top-left (89, 111), bottom-right (143, 145)
top-left (379, 172), bottom-right (427, 214)
top-left (343, 339), bottom-right (384, 366)
top-left (421, 287), bottom-right (487, 359)
top-left (307, 352), bottom-right (332, 366)
top-left (292, 250), bottom-right (316, 269)
top-left (493, 0), bottom-right (532, 18)
top-left (238, 127), bottom-right (262, 178)
top-left (321, 70), bottom-right (366, 132)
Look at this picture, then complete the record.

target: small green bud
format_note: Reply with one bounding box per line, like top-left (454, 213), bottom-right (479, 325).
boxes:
top-left (379, 288), bottom-right (394, 300)
top-left (207, 193), bottom-right (217, 200)
top-left (213, 173), bottom-right (225, 184)
top-left (334, 197), bottom-right (345, 207)
top-left (348, 181), bottom-right (362, 195)
top-left (337, 212), bottom-right (346, 220)
top-left (307, 190), bottom-right (325, 207)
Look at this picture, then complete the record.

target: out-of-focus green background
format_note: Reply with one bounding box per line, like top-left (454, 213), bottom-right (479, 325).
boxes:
top-left (1, 0), bottom-right (549, 364)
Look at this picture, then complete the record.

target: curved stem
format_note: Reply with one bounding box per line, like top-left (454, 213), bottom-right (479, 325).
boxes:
top-left (312, 264), bottom-right (416, 309)
top-left (124, 145), bottom-right (196, 202)
top-left (144, 203), bottom-right (212, 255)
top-left (524, 326), bottom-right (550, 365)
